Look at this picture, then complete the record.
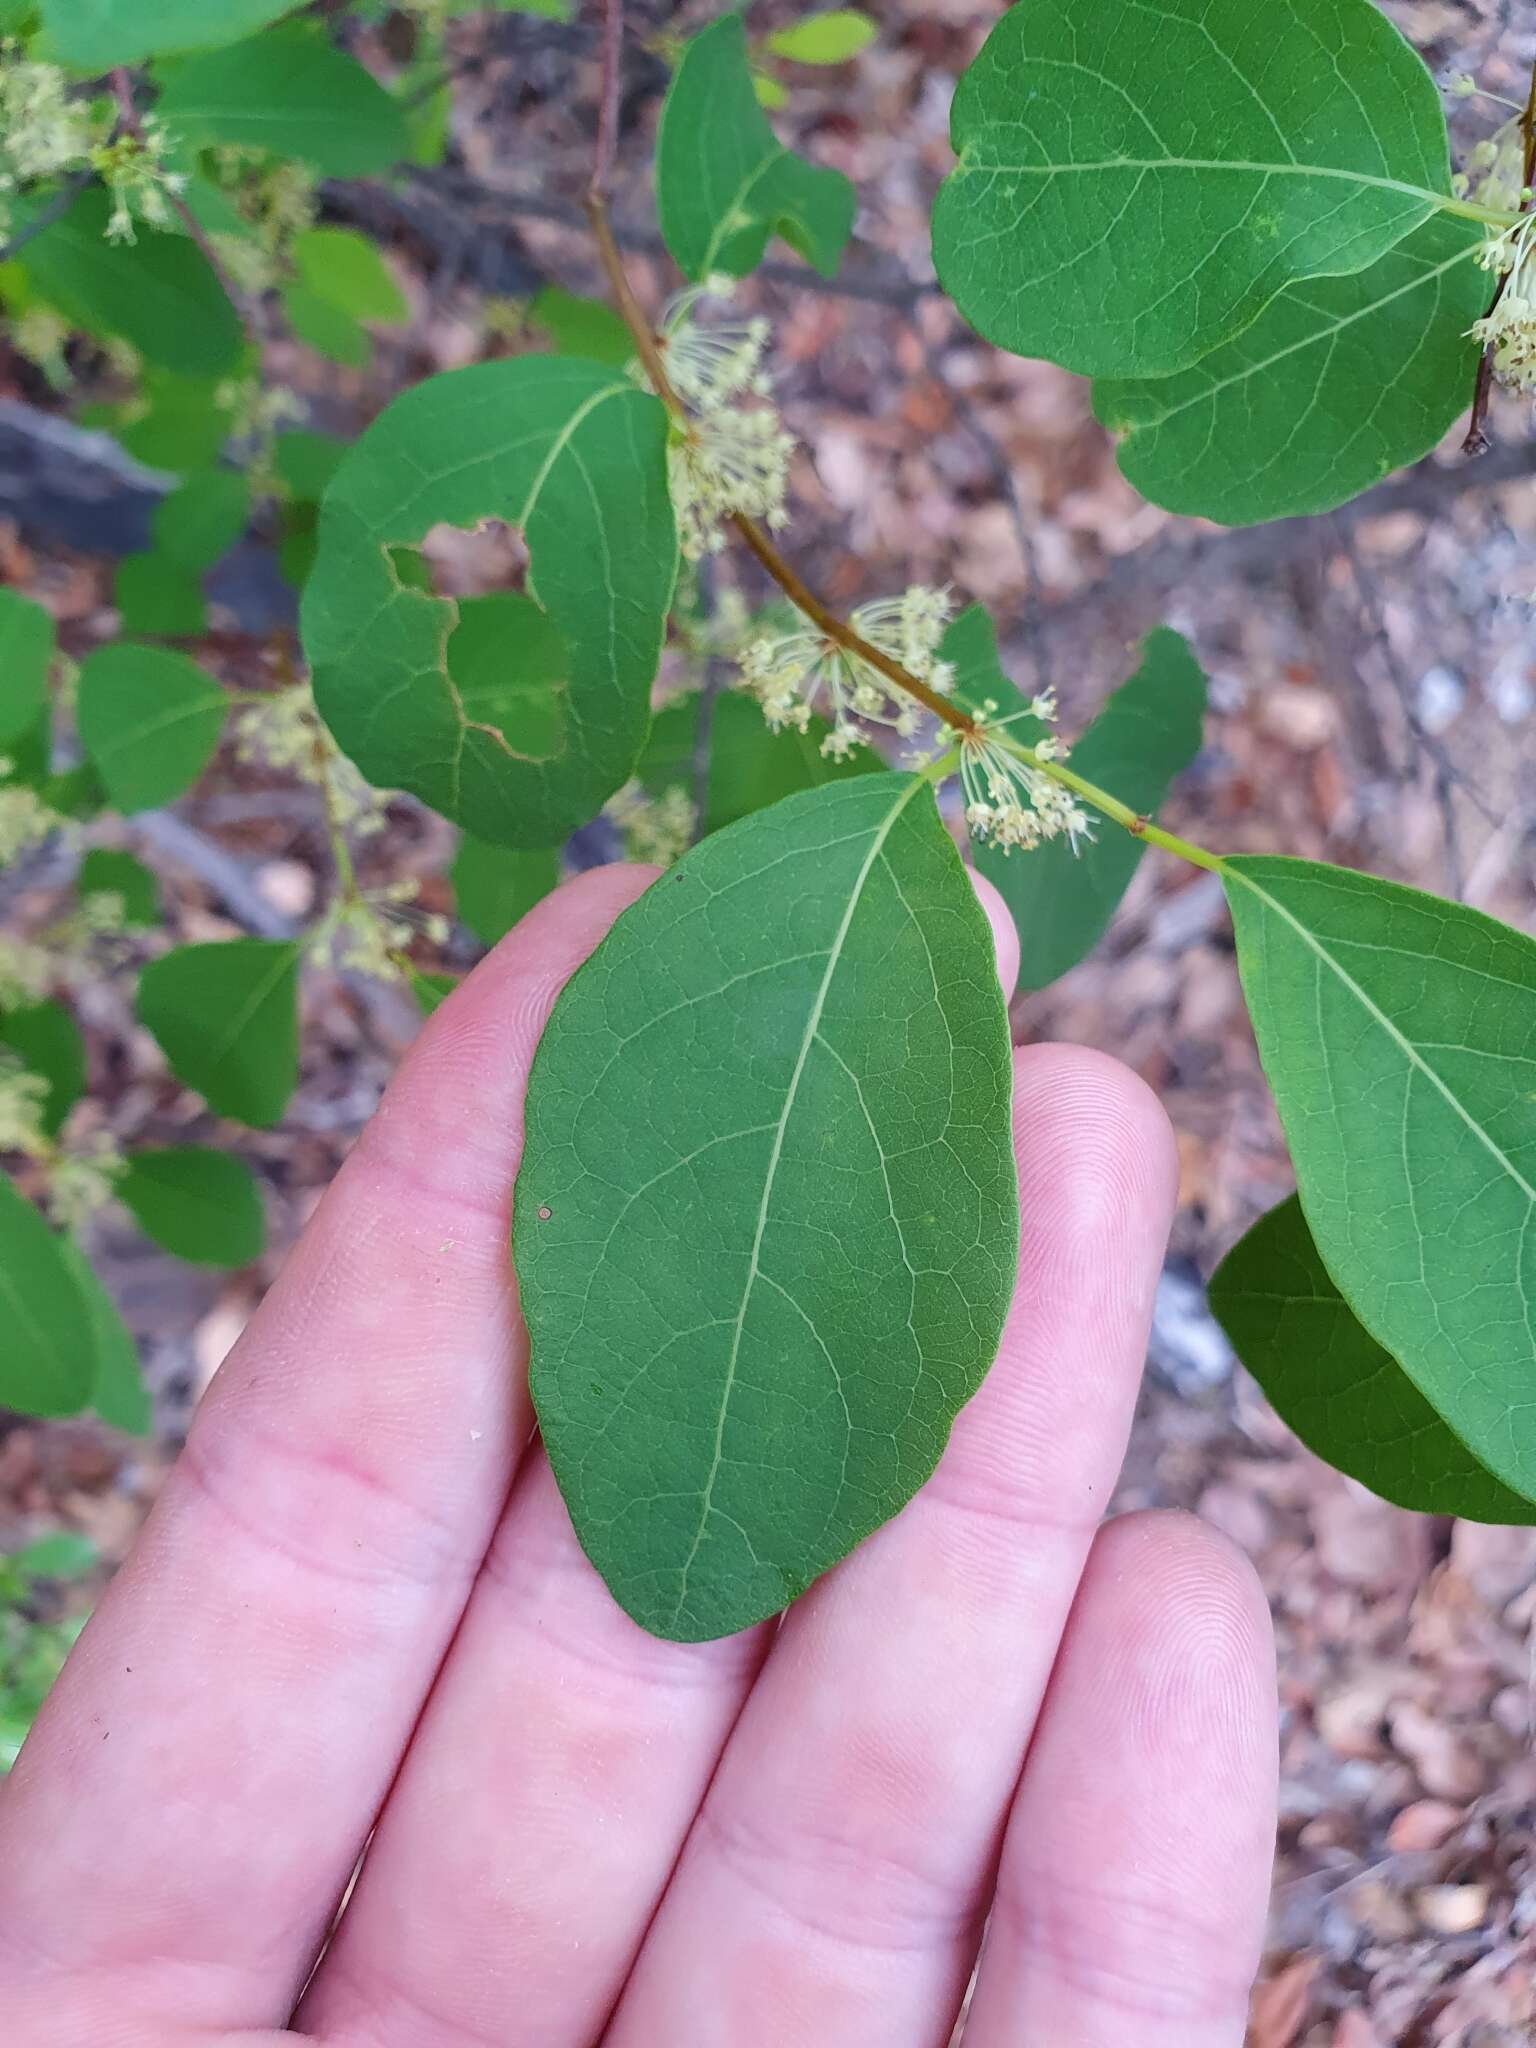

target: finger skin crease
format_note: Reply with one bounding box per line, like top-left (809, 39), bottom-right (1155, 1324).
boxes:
top-left (174, 1412), bottom-right (487, 1596)
top-left (691, 1797), bottom-right (992, 1955)
top-left (475, 1524), bottom-right (765, 1694)
top-left (992, 1874), bottom-right (1258, 2025)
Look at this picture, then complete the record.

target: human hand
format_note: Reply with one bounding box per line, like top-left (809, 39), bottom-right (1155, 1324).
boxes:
top-left (0, 865), bottom-right (1276, 2048)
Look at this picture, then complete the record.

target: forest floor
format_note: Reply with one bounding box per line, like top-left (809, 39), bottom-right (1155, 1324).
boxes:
top-left (5, 2), bottom-right (1536, 2041)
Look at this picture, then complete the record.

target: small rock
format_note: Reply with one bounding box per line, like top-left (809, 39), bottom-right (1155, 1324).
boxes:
top-left (1414, 1883), bottom-right (1489, 1935)
top-left (1386, 1798), bottom-right (1465, 1853)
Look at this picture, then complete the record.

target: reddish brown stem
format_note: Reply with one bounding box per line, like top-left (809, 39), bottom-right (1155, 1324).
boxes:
top-left (581, 5), bottom-right (976, 743)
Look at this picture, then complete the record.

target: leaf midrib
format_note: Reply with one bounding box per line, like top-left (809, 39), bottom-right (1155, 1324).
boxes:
top-left (668, 774), bottom-right (924, 1627)
top-left (956, 148), bottom-right (1451, 217)
top-left (1229, 867), bottom-right (1536, 1205)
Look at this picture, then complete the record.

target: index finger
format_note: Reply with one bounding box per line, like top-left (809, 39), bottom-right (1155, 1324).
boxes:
top-left (0, 865), bottom-right (654, 2036)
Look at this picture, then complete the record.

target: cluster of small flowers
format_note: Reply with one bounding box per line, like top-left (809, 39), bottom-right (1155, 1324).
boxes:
top-left (0, 1059), bottom-right (49, 1157)
top-left (648, 282), bottom-right (797, 560)
top-left (209, 150), bottom-right (317, 295)
top-left (89, 122), bottom-right (187, 245)
top-left (233, 685), bottom-right (388, 836)
top-left (216, 378), bottom-right (307, 493)
top-left (739, 584), bottom-right (955, 758)
top-left (1454, 118), bottom-right (1528, 218)
top-left (0, 48), bottom-right (95, 235)
top-left (46, 1133), bottom-right (126, 1232)
top-left (0, 935), bottom-right (54, 1011)
top-left (605, 780), bottom-right (697, 867)
top-left (10, 306), bottom-right (72, 387)
top-left (323, 881), bottom-right (450, 983)
top-left (0, 778), bottom-right (64, 865)
top-left (1472, 214), bottom-right (1536, 393)
top-left (959, 709), bottom-right (1093, 856)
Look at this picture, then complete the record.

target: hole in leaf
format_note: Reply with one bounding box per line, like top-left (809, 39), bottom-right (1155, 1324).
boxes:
top-left (382, 524), bottom-right (568, 767)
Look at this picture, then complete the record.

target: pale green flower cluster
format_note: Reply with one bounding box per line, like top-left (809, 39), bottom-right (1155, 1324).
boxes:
top-left (46, 1135), bottom-right (125, 1232)
top-left (0, 781), bottom-right (63, 865)
top-left (0, 936), bottom-right (54, 1011)
top-left (650, 282), bottom-right (797, 560)
top-left (0, 48), bottom-right (94, 235)
top-left (1473, 213), bottom-right (1536, 394)
top-left (233, 685), bottom-right (388, 837)
top-left (958, 719), bottom-right (1092, 855)
top-left (0, 1061), bottom-right (49, 1156)
top-left (208, 149), bottom-right (317, 293)
top-left (321, 882), bottom-right (449, 984)
top-left (740, 584), bottom-right (955, 757)
top-left (89, 121), bottom-right (187, 244)
top-left (605, 781), bottom-right (697, 867)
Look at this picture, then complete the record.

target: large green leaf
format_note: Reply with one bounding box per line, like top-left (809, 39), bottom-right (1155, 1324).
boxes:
top-left (657, 13), bottom-right (855, 281)
top-left (1096, 213), bottom-right (1486, 525)
top-left (113, 556), bottom-right (207, 640)
top-left (978, 628), bottom-right (1206, 993)
top-left (528, 285), bottom-right (632, 369)
top-left (117, 1147), bottom-right (265, 1267)
top-left (515, 775), bottom-right (1018, 1641)
top-left (19, 190), bottom-right (243, 378)
top-left (450, 839), bottom-right (558, 948)
top-left (303, 358), bottom-right (677, 848)
top-left (0, 1001), bottom-right (85, 1140)
top-left (0, 591), bottom-right (53, 750)
top-left (56, 1242), bottom-right (151, 1438)
top-left (76, 644), bottom-right (226, 812)
top-left (1212, 1195), bottom-right (1536, 1522)
top-left (932, 0), bottom-right (1459, 378)
top-left (155, 24), bottom-right (409, 177)
top-left (41, 0), bottom-right (295, 68)
top-left (136, 939), bottom-right (301, 1128)
top-left (0, 1178), bottom-right (94, 1419)
top-left (1225, 856), bottom-right (1536, 1500)
top-left (637, 689), bottom-right (880, 838)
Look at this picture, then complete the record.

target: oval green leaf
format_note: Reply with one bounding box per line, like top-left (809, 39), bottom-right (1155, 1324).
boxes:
top-left (41, 0), bottom-right (296, 68)
top-left (1212, 1194), bottom-right (1536, 1522)
top-left (977, 627), bottom-right (1206, 993)
top-left (76, 644), bottom-right (226, 812)
top-left (658, 12), bottom-right (856, 281)
top-left (0, 1178), bottom-right (94, 1419)
top-left (933, 0), bottom-right (1457, 377)
top-left (1095, 213), bottom-right (1486, 525)
top-left (136, 939), bottom-right (301, 1128)
top-left (515, 775), bottom-right (1019, 1642)
top-left (19, 188), bottom-right (244, 378)
top-left (303, 358), bottom-right (677, 848)
top-left (155, 24), bottom-right (408, 178)
top-left (117, 1146), bottom-right (265, 1267)
top-left (1225, 855), bottom-right (1536, 1500)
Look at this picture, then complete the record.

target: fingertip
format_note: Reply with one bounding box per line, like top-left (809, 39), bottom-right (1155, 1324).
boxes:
top-left (968, 868), bottom-right (1020, 1004)
top-left (1079, 1509), bottom-right (1276, 1751)
top-left (1009, 1044), bottom-right (1179, 1296)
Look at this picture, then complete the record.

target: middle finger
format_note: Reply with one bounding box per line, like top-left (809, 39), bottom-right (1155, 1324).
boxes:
top-left (602, 1044), bottom-right (1178, 2047)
